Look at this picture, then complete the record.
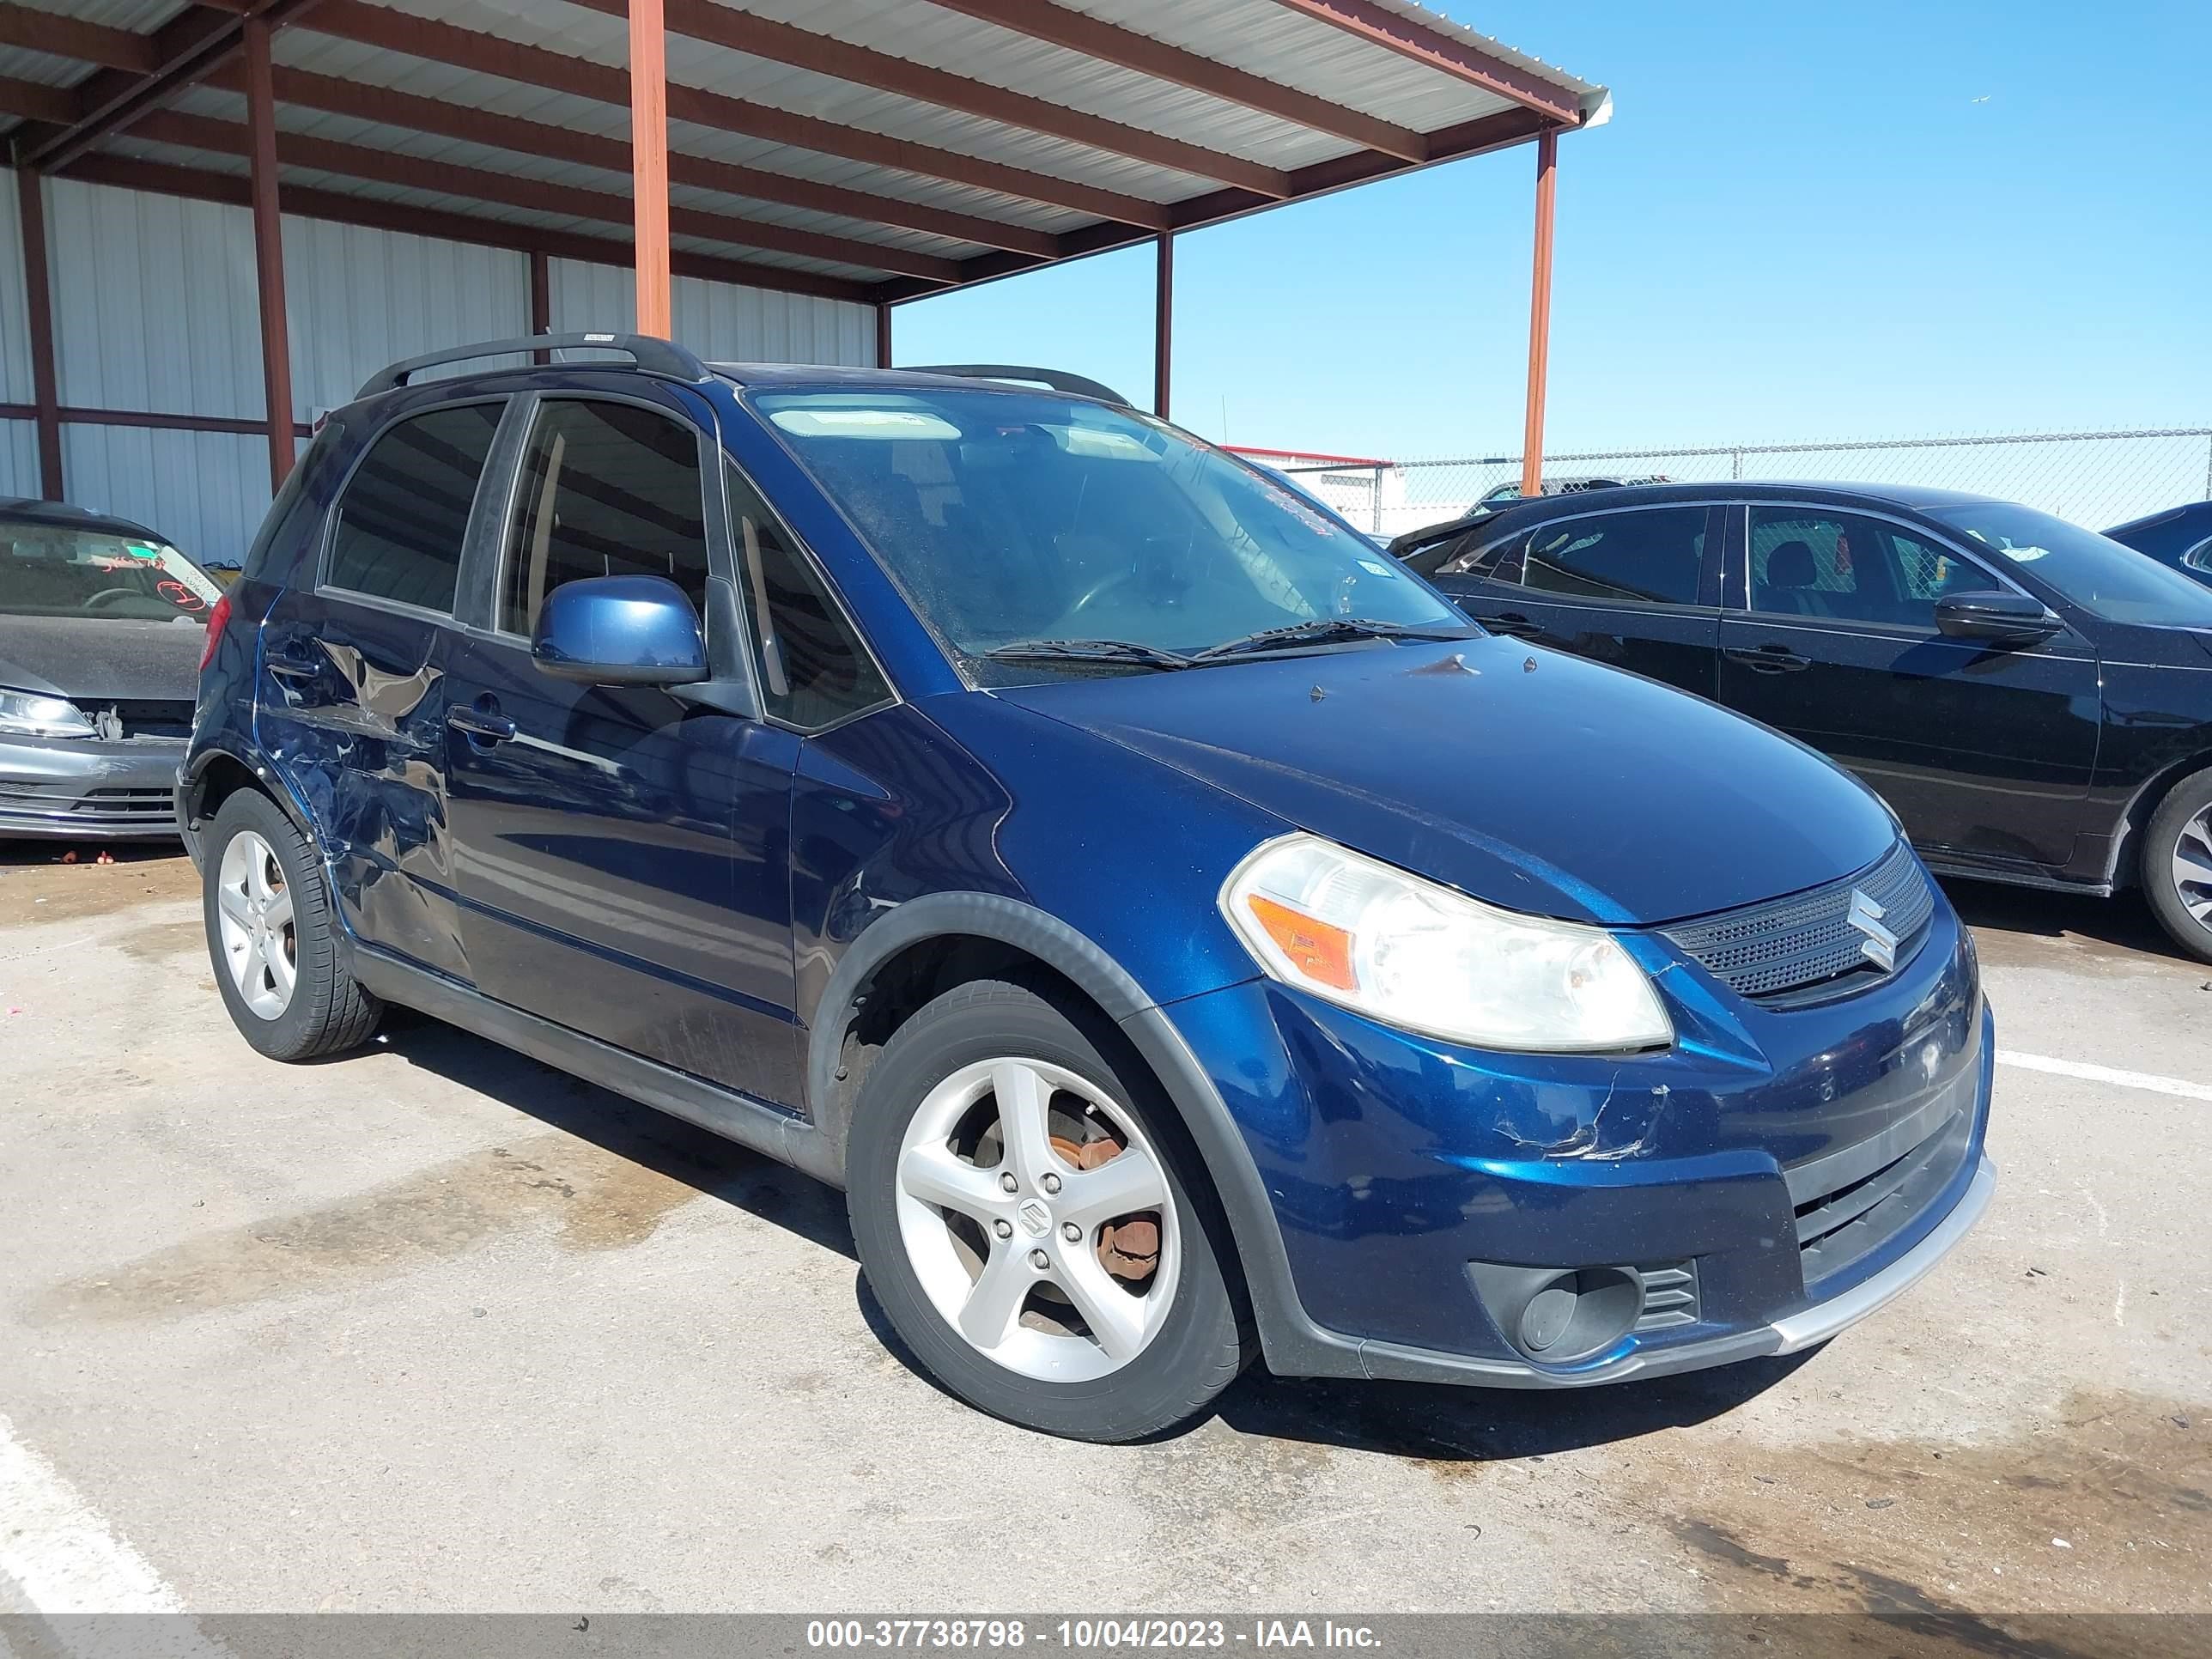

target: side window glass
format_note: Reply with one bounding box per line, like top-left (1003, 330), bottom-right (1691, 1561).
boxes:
top-left (726, 463), bottom-right (890, 729)
top-left (2182, 538), bottom-right (2212, 575)
top-left (325, 404), bottom-right (502, 612)
top-left (1435, 529), bottom-right (1522, 580)
top-left (501, 399), bottom-right (709, 636)
top-left (1522, 507), bottom-right (1707, 605)
top-left (1751, 507), bottom-right (1971, 629)
top-left (1890, 526), bottom-right (1989, 607)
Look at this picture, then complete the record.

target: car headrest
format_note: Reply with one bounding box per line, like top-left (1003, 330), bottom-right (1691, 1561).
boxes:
top-left (1765, 540), bottom-right (1817, 589)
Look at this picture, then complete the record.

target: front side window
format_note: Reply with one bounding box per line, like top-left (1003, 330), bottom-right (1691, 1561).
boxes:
top-left (1748, 507), bottom-right (1989, 629)
top-left (500, 399), bottom-right (711, 636)
top-left (1521, 507), bottom-right (1708, 606)
top-left (325, 403), bottom-right (502, 612)
top-left (726, 464), bottom-right (890, 729)
top-left (1929, 501), bottom-right (2212, 626)
top-left (750, 388), bottom-right (1464, 674)
top-left (0, 521), bottom-right (220, 623)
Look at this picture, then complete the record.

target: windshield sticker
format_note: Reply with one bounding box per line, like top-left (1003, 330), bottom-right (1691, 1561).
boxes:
top-left (1358, 559), bottom-right (1394, 575)
top-left (125, 543), bottom-right (163, 559)
top-left (156, 579), bottom-right (206, 611)
top-left (2000, 545), bottom-right (2051, 562)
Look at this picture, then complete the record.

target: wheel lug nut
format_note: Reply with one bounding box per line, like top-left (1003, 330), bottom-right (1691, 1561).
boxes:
top-left (1028, 1249), bottom-right (1049, 1269)
top-left (1061, 1223), bottom-right (1081, 1243)
top-left (993, 1218), bottom-right (1013, 1239)
top-left (1040, 1173), bottom-right (1061, 1194)
top-left (999, 1172), bottom-right (1018, 1193)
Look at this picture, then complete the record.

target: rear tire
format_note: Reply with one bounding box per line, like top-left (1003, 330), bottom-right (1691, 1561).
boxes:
top-left (2142, 767), bottom-right (2212, 964)
top-left (202, 788), bottom-right (381, 1060)
top-left (846, 978), bottom-right (1249, 1441)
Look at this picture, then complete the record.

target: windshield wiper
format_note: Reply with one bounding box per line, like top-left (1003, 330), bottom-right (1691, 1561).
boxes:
top-left (1191, 617), bottom-right (1474, 661)
top-left (978, 637), bottom-right (1194, 670)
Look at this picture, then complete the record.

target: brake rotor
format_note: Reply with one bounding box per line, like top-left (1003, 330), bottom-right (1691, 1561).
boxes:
top-left (1050, 1128), bottom-right (1160, 1284)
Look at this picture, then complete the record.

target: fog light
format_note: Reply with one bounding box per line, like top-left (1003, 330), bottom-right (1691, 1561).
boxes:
top-left (1468, 1262), bottom-right (1645, 1364)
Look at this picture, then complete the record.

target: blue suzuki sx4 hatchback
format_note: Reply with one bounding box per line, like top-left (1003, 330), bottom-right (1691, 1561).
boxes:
top-left (179, 337), bottom-right (1995, 1441)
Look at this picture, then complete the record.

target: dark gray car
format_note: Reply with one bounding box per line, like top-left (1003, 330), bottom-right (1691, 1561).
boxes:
top-left (0, 499), bottom-right (221, 841)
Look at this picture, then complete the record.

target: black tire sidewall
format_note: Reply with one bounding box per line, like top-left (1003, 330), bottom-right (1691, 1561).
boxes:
top-left (202, 790), bottom-right (351, 1059)
top-left (2142, 770), bottom-right (2212, 964)
top-left (846, 981), bottom-right (1245, 1442)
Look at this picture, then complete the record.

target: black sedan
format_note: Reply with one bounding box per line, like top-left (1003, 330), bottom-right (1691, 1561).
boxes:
top-left (1, 498), bottom-right (221, 841)
top-left (2106, 501), bottom-right (2212, 587)
top-left (1396, 481), bottom-right (2212, 961)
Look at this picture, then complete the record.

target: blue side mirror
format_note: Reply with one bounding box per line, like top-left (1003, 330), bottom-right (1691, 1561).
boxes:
top-left (530, 574), bottom-right (709, 687)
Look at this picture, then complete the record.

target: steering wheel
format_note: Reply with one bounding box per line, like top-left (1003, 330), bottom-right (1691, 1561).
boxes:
top-left (82, 587), bottom-right (144, 610)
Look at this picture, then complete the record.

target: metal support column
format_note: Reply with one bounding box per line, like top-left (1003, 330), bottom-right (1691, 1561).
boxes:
top-left (1153, 231), bottom-right (1174, 419)
top-left (1518, 129), bottom-right (1558, 500)
top-left (629, 0), bottom-right (672, 337)
top-left (245, 14), bottom-right (294, 489)
top-left (874, 301), bottom-right (892, 368)
top-left (15, 167), bottom-right (63, 501)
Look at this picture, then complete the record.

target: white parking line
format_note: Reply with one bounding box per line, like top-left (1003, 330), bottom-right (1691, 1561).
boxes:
top-left (0, 1413), bottom-right (183, 1615)
top-left (1998, 1049), bottom-right (2212, 1103)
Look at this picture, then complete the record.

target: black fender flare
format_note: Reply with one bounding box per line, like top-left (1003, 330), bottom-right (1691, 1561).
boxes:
top-left (804, 891), bottom-right (1352, 1376)
top-left (178, 743), bottom-right (319, 867)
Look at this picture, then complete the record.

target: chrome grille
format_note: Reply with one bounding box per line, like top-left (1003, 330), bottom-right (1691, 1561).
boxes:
top-left (1661, 842), bottom-right (1935, 1003)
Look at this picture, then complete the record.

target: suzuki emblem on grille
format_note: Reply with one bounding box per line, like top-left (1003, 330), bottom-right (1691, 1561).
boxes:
top-left (1847, 889), bottom-right (1899, 972)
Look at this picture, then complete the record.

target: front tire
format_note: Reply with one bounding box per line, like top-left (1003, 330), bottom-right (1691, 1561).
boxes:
top-left (846, 979), bottom-right (1249, 1441)
top-left (2142, 767), bottom-right (2212, 964)
top-left (202, 788), bottom-right (381, 1060)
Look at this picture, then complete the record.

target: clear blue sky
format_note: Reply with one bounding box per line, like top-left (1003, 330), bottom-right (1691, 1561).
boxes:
top-left (891, 0), bottom-right (2211, 461)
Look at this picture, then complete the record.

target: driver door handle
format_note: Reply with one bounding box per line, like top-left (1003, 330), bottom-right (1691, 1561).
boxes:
top-left (1724, 643), bottom-right (1812, 674)
top-left (447, 700), bottom-right (517, 744)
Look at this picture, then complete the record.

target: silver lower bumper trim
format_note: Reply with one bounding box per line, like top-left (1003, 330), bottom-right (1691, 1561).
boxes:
top-left (1770, 1153), bottom-right (1996, 1354)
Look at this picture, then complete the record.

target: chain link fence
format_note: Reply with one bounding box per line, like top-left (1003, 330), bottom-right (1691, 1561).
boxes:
top-left (1284, 428), bottom-right (2212, 542)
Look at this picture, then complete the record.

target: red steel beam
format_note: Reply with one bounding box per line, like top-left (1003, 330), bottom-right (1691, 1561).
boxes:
top-left (13, 167), bottom-right (63, 499)
top-left (0, 76), bottom-right (78, 127)
top-left (873, 302), bottom-right (891, 369)
top-left (1152, 233), bottom-right (1172, 419)
top-left (530, 250), bottom-right (552, 365)
top-left (568, 0), bottom-right (1291, 197)
top-left (302, 0), bottom-right (1169, 228)
top-left (629, 0), bottom-right (672, 337)
top-left (56, 154), bottom-right (879, 304)
top-left (922, 0), bottom-right (1427, 163)
top-left (244, 14), bottom-right (293, 490)
top-left (128, 109), bottom-right (962, 282)
top-left (1263, 0), bottom-right (1585, 126)
top-left (0, 5), bottom-right (158, 72)
top-left (1519, 129), bottom-right (1557, 498)
top-left (203, 61), bottom-right (1060, 259)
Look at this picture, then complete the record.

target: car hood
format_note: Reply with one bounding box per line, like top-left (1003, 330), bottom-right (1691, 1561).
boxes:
top-left (0, 615), bottom-right (206, 702)
top-left (994, 636), bottom-right (1897, 927)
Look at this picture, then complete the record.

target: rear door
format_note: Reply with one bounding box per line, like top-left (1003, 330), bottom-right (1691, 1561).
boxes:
top-left (255, 398), bottom-right (508, 980)
top-left (1717, 501), bottom-right (2100, 871)
top-left (439, 386), bottom-right (809, 1106)
top-left (1431, 504), bottom-right (1723, 698)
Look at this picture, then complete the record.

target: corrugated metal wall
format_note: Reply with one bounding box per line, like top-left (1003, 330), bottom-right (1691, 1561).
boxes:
top-left (0, 173), bottom-right (36, 499)
top-left (1, 173), bottom-right (879, 564)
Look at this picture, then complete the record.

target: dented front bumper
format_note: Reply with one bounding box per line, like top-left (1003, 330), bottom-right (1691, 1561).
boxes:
top-left (0, 732), bottom-right (185, 840)
top-left (1162, 897), bottom-right (1994, 1383)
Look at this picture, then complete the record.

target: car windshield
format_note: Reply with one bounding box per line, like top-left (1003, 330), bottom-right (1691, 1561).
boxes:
top-left (752, 388), bottom-right (1467, 673)
top-left (0, 521), bottom-right (221, 623)
top-left (1929, 502), bottom-right (2212, 627)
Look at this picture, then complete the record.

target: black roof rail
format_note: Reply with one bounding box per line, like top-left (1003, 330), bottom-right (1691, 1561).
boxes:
top-left (355, 332), bottom-right (709, 399)
top-left (906, 363), bottom-right (1130, 407)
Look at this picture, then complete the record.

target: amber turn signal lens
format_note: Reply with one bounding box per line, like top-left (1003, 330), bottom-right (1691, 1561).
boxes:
top-left (1244, 894), bottom-right (1357, 991)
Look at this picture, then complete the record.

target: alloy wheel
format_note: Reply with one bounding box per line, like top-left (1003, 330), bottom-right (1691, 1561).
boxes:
top-left (2172, 808), bottom-right (2212, 927)
top-left (893, 1056), bottom-right (1180, 1382)
top-left (216, 829), bottom-right (297, 1019)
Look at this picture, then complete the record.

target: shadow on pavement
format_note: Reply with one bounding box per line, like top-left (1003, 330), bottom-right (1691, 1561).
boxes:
top-left (367, 1008), bottom-right (858, 1262)
top-left (1942, 874), bottom-right (2190, 964)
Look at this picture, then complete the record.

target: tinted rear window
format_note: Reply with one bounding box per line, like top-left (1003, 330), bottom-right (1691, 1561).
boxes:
top-left (325, 403), bottom-right (503, 612)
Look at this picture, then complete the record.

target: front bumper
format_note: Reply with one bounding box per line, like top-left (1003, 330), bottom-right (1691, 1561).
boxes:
top-left (1163, 897), bottom-right (1996, 1388)
top-left (0, 734), bottom-right (185, 840)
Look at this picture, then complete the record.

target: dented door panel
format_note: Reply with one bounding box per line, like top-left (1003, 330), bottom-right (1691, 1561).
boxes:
top-left (255, 592), bottom-right (468, 980)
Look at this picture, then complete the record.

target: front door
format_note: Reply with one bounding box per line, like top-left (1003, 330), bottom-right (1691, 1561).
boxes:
top-left (1717, 503), bottom-right (2100, 871)
top-left (1431, 505), bottom-right (1723, 699)
top-left (256, 398), bottom-right (508, 981)
top-left (441, 389), bottom-right (805, 1107)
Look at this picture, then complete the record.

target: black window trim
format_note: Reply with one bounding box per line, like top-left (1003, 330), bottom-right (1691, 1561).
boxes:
top-left (1504, 499), bottom-right (1727, 612)
top-left (314, 392), bottom-right (512, 625)
top-left (1729, 498), bottom-right (2045, 636)
top-left (720, 452), bottom-right (901, 738)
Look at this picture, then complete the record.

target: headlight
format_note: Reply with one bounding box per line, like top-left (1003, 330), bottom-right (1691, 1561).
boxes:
top-left (0, 688), bottom-right (94, 739)
top-left (1220, 834), bottom-right (1672, 1053)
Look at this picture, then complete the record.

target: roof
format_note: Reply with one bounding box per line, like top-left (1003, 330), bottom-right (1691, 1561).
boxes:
top-left (0, 495), bottom-right (167, 541)
top-left (1400, 480), bottom-right (2014, 550)
top-left (0, 0), bottom-right (1607, 305)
